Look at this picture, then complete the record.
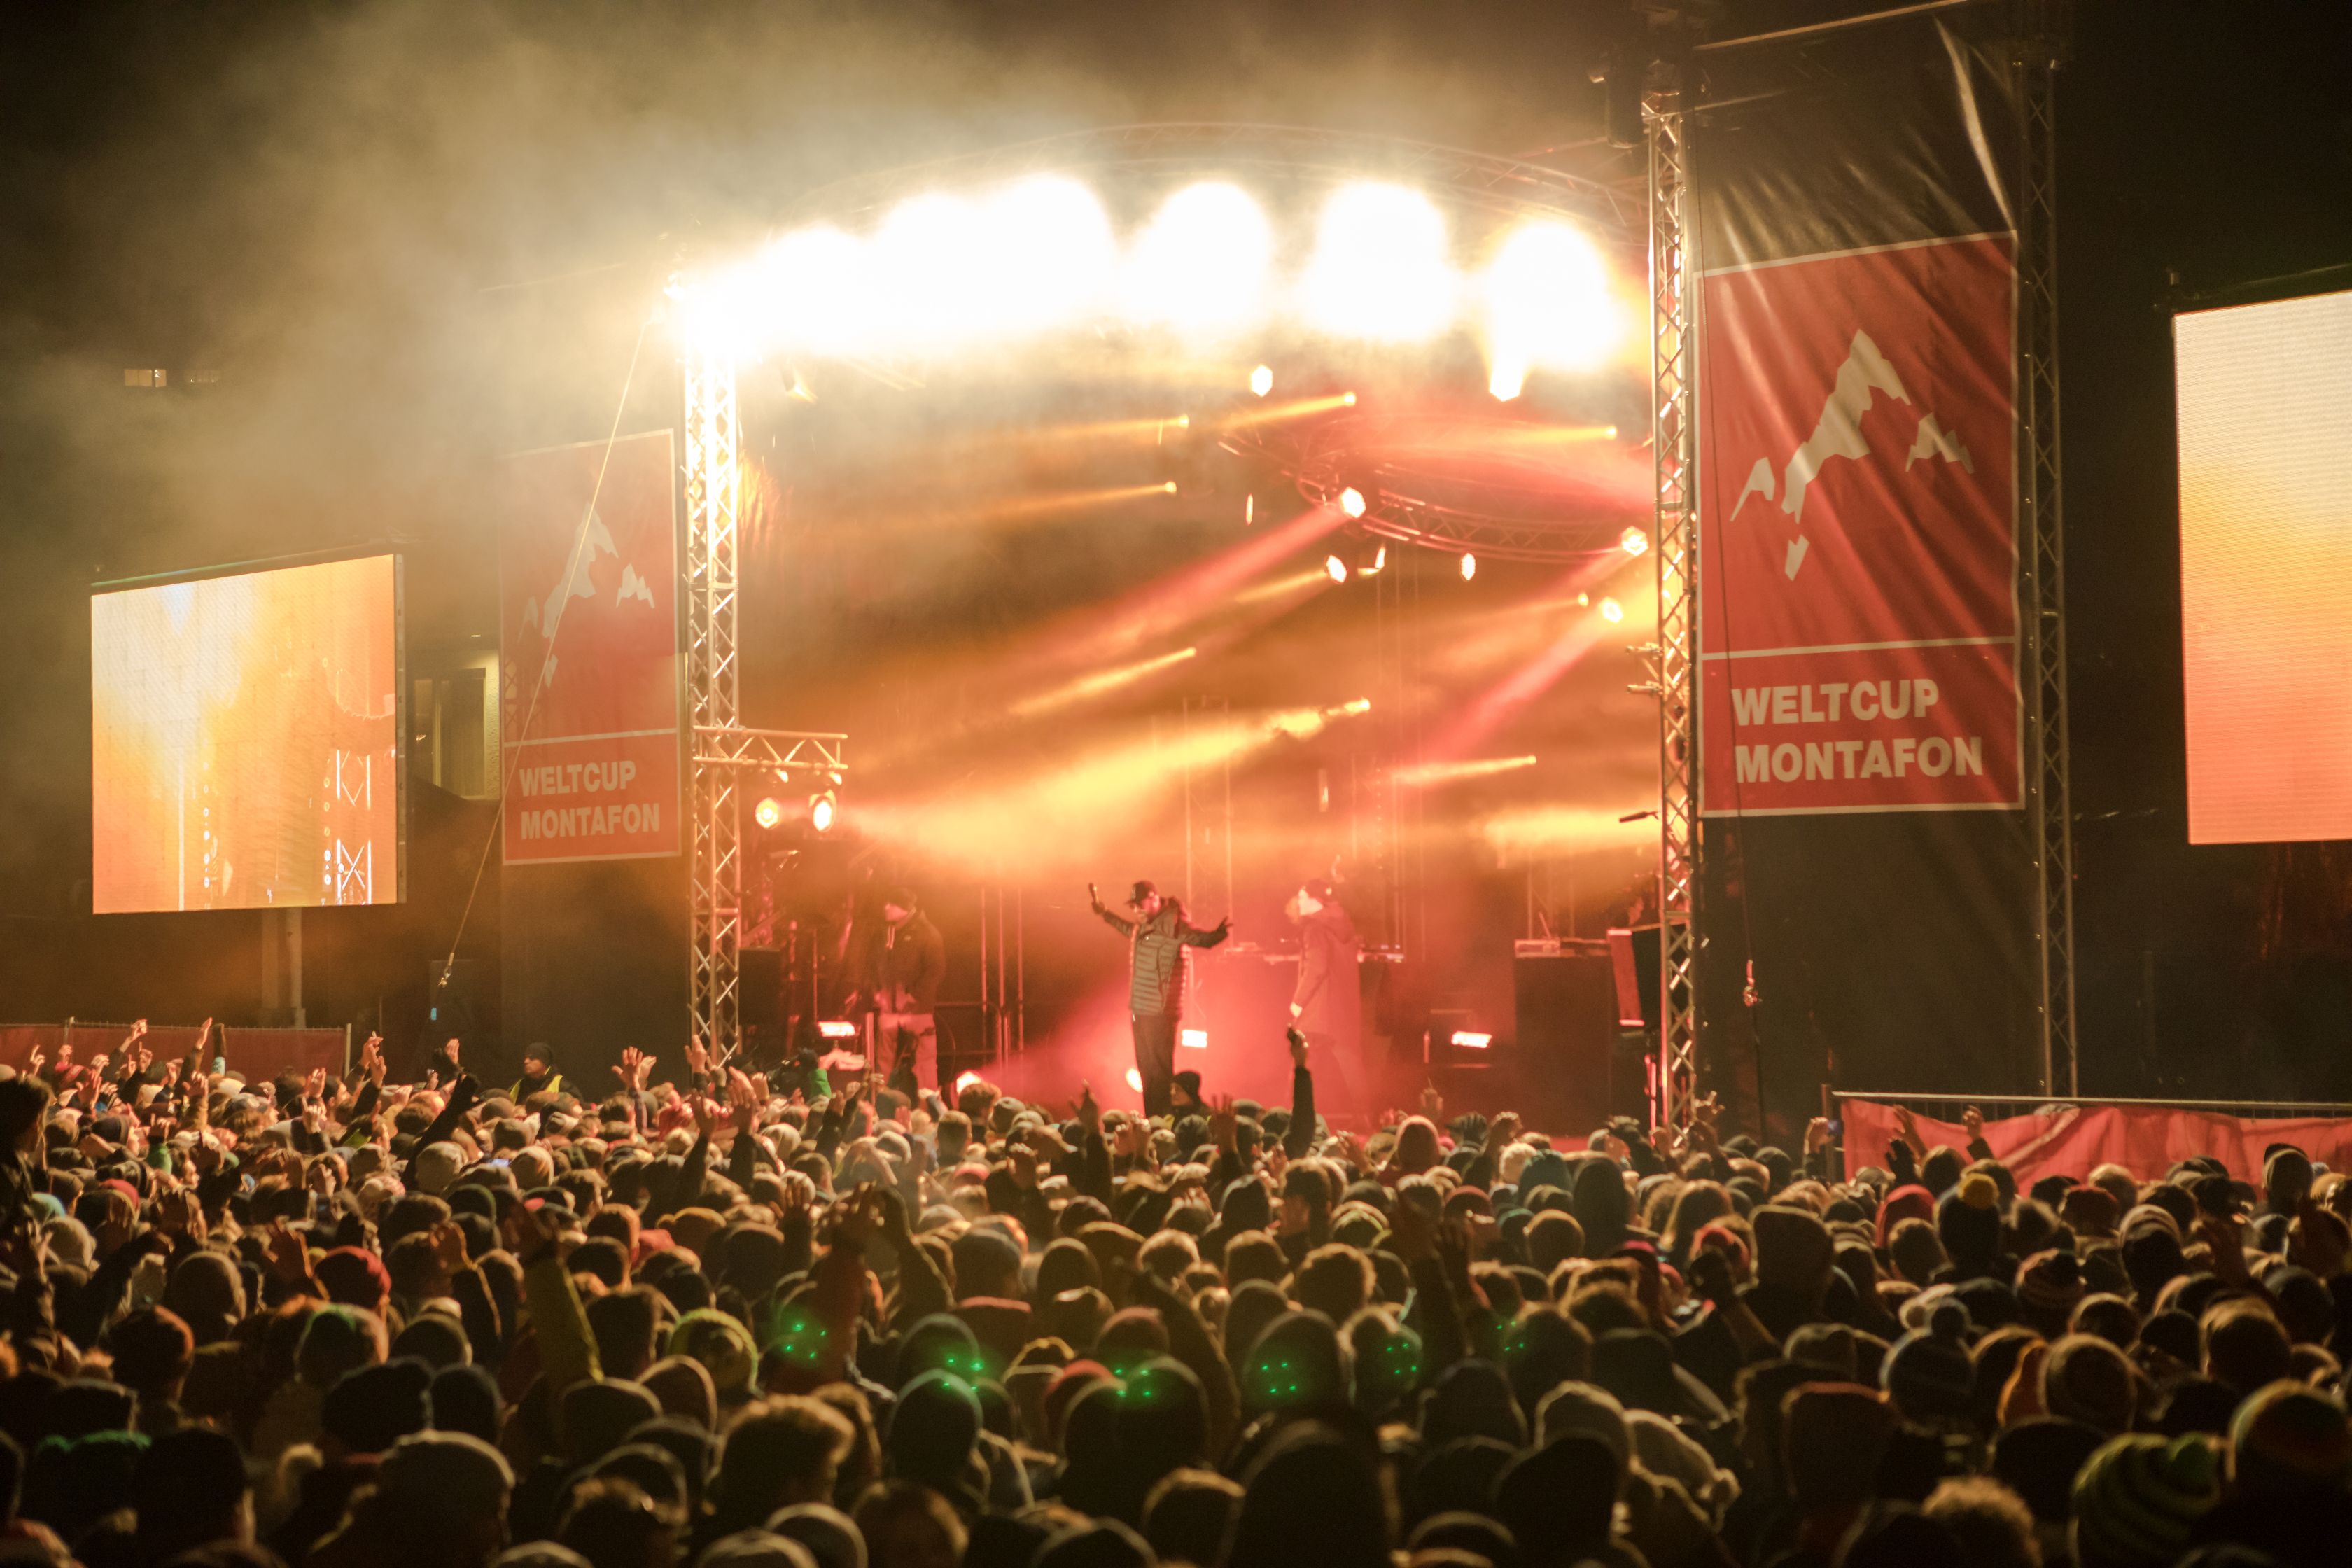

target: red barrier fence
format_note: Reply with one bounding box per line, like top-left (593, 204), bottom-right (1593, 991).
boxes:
top-left (1835, 1092), bottom-right (2352, 1188)
top-left (0, 1023), bottom-right (347, 1085)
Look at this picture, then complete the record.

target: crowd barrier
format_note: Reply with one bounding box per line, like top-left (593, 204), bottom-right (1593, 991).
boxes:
top-left (0, 1022), bottom-right (349, 1084)
top-left (1832, 1090), bottom-right (2352, 1188)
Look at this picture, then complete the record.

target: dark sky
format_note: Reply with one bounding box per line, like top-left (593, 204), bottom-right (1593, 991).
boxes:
top-left (3, 1), bottom-right (2349, 1091)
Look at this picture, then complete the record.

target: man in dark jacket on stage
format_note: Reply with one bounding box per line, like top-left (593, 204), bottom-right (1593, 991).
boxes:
top-left (863, 885), bottom-right (947, 1098)
top-left (1090, 878), bottom-right (1230, 1119)
top-left (1289, 877), bottom-right (1363, 1116)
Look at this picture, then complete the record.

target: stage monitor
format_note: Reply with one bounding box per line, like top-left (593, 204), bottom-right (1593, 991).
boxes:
top-left (2175, 286), bottom-right (2352, 844)
top-left (92, 553), bottom-right (403, 912)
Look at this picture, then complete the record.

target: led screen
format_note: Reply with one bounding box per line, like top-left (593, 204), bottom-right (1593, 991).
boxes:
top-left (2176, 288), bottom-right (2352, 845)
top-left (92, 554), bottom-right (401, 911)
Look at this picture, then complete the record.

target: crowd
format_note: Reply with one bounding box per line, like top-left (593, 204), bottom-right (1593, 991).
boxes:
top-left (0, 1019), bottom-right (2348, 1568)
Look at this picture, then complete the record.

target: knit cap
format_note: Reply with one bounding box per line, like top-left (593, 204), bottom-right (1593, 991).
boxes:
top-left (2227, 1380), bottom-right (2352, 1495)
top-left (1880, 1298), bottom-right (1974, 1422)
top-left (2017, 1248), bottom-right (2085, 1321)
top-left (2071, 1432), bottom-right (2221, 1567)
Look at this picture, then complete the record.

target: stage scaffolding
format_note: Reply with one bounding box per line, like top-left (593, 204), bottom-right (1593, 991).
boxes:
top-left (1639, 0), bottom-right (2078, 1123)
top-left (683, 346), bottom-right (854, 1055)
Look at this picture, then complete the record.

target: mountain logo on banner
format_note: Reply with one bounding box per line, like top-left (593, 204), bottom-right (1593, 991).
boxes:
top-left (516, 504), bottom-right (662, 690)
top-left (1729, 328), bottom-right (1975, 580)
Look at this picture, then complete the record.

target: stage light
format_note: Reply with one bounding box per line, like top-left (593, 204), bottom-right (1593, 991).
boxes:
top-left (1340, 698), bottom-right (1372, 715)
top-left (811, 791), bottom-right (838, 832)
top-left (1124, 182), bottom-right (1274, 337)
top-left (760, 225), bottom-right (874, 355)
top-left (1576, 592), bottom-right (1591, 606)
top-left (1325, 554), bottom-right (1350, 584)
top-left (1161, 481), bottom-right (1178, 493)
top-left (1620, 526), bottom-right (1650, 556)
top-left (819, 1020), bottom-right (860, 1040)
top-left (1245, 493), bottom-right (1255, 525)
top-left (1450, 1030), bottom-right (1494, 1050)
top-left (1301, 182), bottom-right (1457, 341)
top-left (775, 769), bottom-right (792, 783)
top-left (1481, 220), bottom-right (1620, 401)
top-left (1338, 487), bottom-right (1367, 519)
top-left (953, 1069), bottom-right (983, 1095)
top-left (754, 797), bottom-right (783, 830)
top-left (1460, 552), bottom-right (1478, 581)
top-left (978, 174), bottom-right (1117, 337)
top-left (1600, 597), bottom-right (1624, 623)
top-left (1011, 645), bottom-right (1200, 718)
top-left (1359, 545), bottom-right (1386, 577)
top-left (1250, 364), bottom-right (1274, 397)
top-left (1396, 755), bottom-right (1540, 787)
top-left (1180, 1028), bottom-right (1209, 1050)
top-left (1125, 1067), bottom-right (1144, 1093)
top-left (870, 192), bottom-right (983, 351)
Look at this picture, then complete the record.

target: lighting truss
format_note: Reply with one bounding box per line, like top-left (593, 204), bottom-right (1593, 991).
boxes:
top-left (1646, 83), bottom-right (1702, 1133)
top-left (685, 347), bottom-right (744, 1055)
top-left (2016, 4), bottom-right (2078, 1094)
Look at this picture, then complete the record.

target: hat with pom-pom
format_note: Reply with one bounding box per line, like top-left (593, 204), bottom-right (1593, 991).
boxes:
top-left (1880, 1297), bottom-right (1975, 1422)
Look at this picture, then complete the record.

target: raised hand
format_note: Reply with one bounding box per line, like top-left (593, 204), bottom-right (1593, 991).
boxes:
top-left (1075, 1081), bottom-right (1100, 1134)
top-left (1805, 1116), bottom-right (1833, 1154)
top-left (1962, 1104), bottom-right (1986, 1142)
top-left (1287, 1028), bottom-right (1310, 1069)
top-left (1210, 1093), bottom-right (1238, 1153)
top-left (1419, 1082), bottom-right (1445, 1123)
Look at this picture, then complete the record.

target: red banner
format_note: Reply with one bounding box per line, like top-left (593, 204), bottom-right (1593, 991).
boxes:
top-left (500, 431), bottom-right (680, 864)
top-left (1699, 234), bottom-right (2020, 813)
top-left (1841, 1097), bottom-right (2352, 1189)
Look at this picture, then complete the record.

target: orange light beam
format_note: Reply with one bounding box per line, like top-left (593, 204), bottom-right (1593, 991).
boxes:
top-left (1010, 646), bottom-right (1200, 719)
top-left (1212, 391), bottom-right (1358, 430)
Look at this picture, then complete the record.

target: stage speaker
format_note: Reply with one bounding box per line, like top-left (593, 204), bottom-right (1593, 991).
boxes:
top-left (1513, 945), bottom-right (1625, 1136)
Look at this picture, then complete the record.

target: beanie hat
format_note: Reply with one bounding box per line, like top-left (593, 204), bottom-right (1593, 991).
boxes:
top-left (2043, 1333), bottom-right (2139, 1436)
top-left (1994, 1416), bottom-right (2108, 1524)
top-left (414, 1141), bottom-right (466, 1196)
top-left (2063, 1184), bottom-right (2122, 1236)
top-left (1880, 1299), bottom-right (1974, 1422)
top-left (1936, 1180), bottom-right (2002, 1264)
top-left (1783, 1383), bottom-right (1896, 1508)
top-left (2071, 1433), bottom-right (2221, 1567)
top-left (2017, 1249), bottom-right (2086, 1325)
top-left (887, 1370), bottom-right (982, 1498)
top-left (323, 1357), bottom-right (433, 1454)
top-left (2227, 1380), bottom-right (2352, 1494)
top-left (669, 1309), bottom-right (757, 1401)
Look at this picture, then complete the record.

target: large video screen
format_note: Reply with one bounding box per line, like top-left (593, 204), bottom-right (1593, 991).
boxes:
top-left (92, 554), bottom-right (402, 912)
top-left (2175, 288), bottom-right (2352, 845)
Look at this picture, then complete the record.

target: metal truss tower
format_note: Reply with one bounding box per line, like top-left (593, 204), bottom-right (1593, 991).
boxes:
top-left (2017, 2), bottom-right (2078, 1093)
top-left (1646, 81), bottom-right (1702, 1130)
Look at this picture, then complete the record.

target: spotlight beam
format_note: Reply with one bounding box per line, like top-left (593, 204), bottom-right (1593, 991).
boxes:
top-left (1009, 646), bottom-right (1199, 719)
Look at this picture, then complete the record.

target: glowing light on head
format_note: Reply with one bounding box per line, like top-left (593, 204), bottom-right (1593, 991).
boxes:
top-left (1124, 1067), bottom-right (1144, 1094)
top-left (1124, 183), bottom-right (1274, 337)
top-left (1481, 220), bottom-right (1620, 401)
top-left (1460, 552), bottom-right (1478, 581)
top-left (753, 798), bottom-right (783, 830)
top-left (1325, 554), bottom-right (1350, 584)
top-left (1301, 182), bottom-right (1457, 340)
top-left (976, 175), bottom-right (1116, 337)
top-left (1249, 364), bottom-right (1274, 397)
top-left (1600, 596), bottom-right (1624, 623)
top-left (1338, 487), bottom-right (1367, 519)
top-left (1620, 526), bottom-right (1650, 556)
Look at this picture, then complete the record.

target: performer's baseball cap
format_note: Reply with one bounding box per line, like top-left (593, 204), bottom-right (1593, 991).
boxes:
top-left (1126, 880), bottom-right (1158, 906)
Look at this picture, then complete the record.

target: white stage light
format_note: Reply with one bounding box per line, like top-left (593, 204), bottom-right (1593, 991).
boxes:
top-left (1460, 552), bottom-right (1477, 581)
top-left (1338, 486), bottom-right (1367, 519)
top-left (976, 176), bottom-right (1117, 338)
top-left (1180, 1028), bottom-right (1208, 1050)
top-left (1481, 220), bottom-right (1619, 398)
top-left (1300, 182), bottom-right (1457, 341)
top-left (1125, 1067), bottom-right (1144, 1093)
top-left (1620, 526), bottom-right (1650, 556)
top-left (1124, 183), bottom-right (1274, 337)
top-left (761, 226), bottom-right (873, 356)
top-left (1249, 364), bottom-right (1274, 397)
top-left (870, 192), bottom-right (986, 351)
top-left (1325, 554), bottom-right (1350, 584)
top-left (1600, 596), bottom-right (1624, 623)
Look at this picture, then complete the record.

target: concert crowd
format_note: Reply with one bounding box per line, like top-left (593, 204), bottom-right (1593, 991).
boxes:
top-left (0, 1021), bottom-right (2346, 1568)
